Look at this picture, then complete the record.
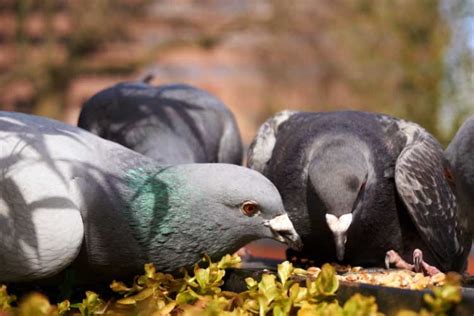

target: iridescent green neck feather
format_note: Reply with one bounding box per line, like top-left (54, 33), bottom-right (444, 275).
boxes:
top-left (124, 167), bottom-right (194, 252)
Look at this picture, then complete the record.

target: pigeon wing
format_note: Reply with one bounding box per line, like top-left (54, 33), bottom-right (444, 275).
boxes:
top-left (247, 110), bottom-right (297, 173)
top-left (394, 121), bottom-right (465, 269)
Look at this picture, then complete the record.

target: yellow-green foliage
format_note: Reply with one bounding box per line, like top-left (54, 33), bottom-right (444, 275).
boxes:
top-left (397, 273), bottom-right (462, 316)
top-left (0, 255), bottom-right (463, 316)
top-left (0, 285), bottom-right (16, 311)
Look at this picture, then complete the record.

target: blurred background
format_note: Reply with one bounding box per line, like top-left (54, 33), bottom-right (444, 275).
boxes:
top-left (0, 0), bottom-right (473, 269)
top-left (1, 0), bottom-right (473, 145)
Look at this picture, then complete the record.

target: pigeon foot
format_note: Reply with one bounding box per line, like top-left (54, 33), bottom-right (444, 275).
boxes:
top-left (385, 249), bottom-right (441, 276)
top-left (385, 250), bottom-right (414, 270)
top-left (413, 249), bottom-right (441, 276)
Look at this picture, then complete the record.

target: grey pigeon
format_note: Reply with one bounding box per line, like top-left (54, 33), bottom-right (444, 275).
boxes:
top-left (446, 115), bottom-right (474, 237)
top-left (248, 110), bottom-right (471, 273)
top-left (0, 111), bottom-right (301, 283)
top-left (77, 81), bottom-right (243, 165)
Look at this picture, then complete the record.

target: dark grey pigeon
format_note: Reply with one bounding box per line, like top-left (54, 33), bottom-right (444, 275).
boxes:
top-left (78, 81), bottom-right (243, 165)
top-left (446, 115), bottom-right (474, 237)
top-left (248, 110), bottom-right (471, 273)
top-left (0, 111), bottom-right (301, 283)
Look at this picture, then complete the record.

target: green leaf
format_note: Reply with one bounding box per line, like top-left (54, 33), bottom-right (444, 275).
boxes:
top-left (293, 268), bottom-right (308, 276)
top-left (343, 293), bottom-right (381, 316)
top-left (217, 254), bottom-right (242, 269)
top-left (57, 300), bottom-right (70, 315)
top-left (144, 263), bottom-right (156, 278)
top-left (314, 301), bottom-right (344, 315)
top-left (0, 285), bottom-right (16, 311)
top-left (315, 263), bottom-right (339, 296)
top-left (306, 278), bottom-right (318, 298)
top-left (210, 270), bottom-right (226, 290)
top-left (258, 295), bottom-right (270, 316)
top-left (254, 274), bottom-right (279, 315)
top-left (77, 291), bottom-right (104, 316)
top-left (117, 287), bottom-right (155, 305)
top-left (289, 283), bottom-right (307, 304)
top-left (423, 272), bottom-right (461, 314)
top-left (258, 274), bottom-right (278, 304)
top-left (176, 290), bottom-right (198, 305)
top-left (277, 261), bottom-right (293, 287)
top-left (195, 268), bottom-right (211, 291)
top-left (242, 297), bottom-right (259, 313)
top-left (273, 304), bottom-right (286, 316)
top-left (109, 280), bottom-right (133, 294)
top-left (245, 277), bottom-right (258, 290)
top-left (273, 298), bottom-right (292, 316)
top-left (18, 293), bottom-right (52, 316)
top-left (158, 301), bottom-right (177, 314)
top-left (297, 302), bottom-right (317, 316)
top-left (115, 297), bottom-right (138, 305)
top-left (204, 296), bottom-right (233, 315)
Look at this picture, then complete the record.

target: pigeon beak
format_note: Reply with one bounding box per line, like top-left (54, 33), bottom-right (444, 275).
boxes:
top-left (334, 232), bottom-right (347, 261)
top-left (325, 213), bottom-right (352, 261)
top-left (265, 214), bottom-right (303, 251)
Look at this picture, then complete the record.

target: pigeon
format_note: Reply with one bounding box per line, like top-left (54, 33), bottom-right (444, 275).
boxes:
top-left (78, 81), bottom-right (243, 165)
top-left (446, 115), bottom-right (474, 237)
top-left (248, 110), bottom-right (471, 273)
top-left (0, 111), bottom-right (301, 283)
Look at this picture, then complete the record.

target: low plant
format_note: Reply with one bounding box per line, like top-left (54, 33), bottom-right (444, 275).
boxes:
top-left (0, 255), bottom-right (463, 315)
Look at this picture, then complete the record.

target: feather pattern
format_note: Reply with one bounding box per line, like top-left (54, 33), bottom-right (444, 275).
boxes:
top-left (446, 115), bottom-right (474, 237)
top-left (394, 120), bottom-right (464, 270)
top-left (247, 110), bottom-right (297, 172)
top-left (78, 82), bottom-right (243, 165)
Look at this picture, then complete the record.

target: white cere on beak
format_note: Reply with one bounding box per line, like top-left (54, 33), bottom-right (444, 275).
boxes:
top-left (325, 213), bottom-right (353, 261)
top-left (267, 214), bottom-right (294, 232)
top-left (264, 214), bottom-right (303, 250)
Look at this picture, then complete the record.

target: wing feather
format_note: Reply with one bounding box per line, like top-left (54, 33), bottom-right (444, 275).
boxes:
top-left (247, 110), bottom-right (297, 173)
top-left (395, 121), bottom-right (465, 269)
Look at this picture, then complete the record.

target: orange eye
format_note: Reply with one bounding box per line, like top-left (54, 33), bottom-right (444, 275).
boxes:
top-left (241, 201), bottom-right (260, 216)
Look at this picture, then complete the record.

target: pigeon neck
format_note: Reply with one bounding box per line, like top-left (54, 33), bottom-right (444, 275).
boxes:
top-left (121, 166), bottom-right (194, 253)
top-left (308, 143), bottom-right (369, 217)
top-left (120, 165), bottom-right (248, 272)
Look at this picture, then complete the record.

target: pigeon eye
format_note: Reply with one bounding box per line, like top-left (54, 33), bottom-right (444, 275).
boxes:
top-left (241, 201), bottom-right (260, 217)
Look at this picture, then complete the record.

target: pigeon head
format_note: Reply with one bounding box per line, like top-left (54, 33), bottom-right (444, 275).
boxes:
top-left (175, 163), bottom-right (303, 250)
top-left (126, 163), bottom-right (302, 271)
top-left (308, 140), bottom-right (369, 261)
